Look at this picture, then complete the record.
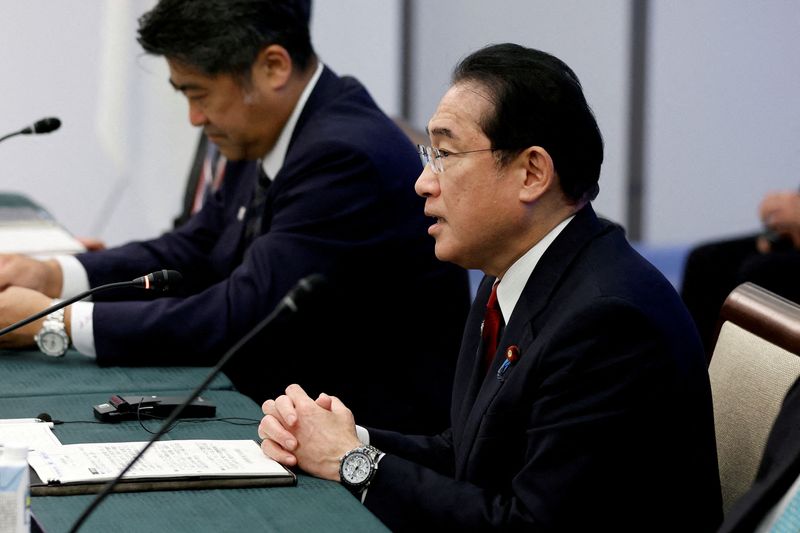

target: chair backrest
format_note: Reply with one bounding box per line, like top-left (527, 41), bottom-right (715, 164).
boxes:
top-left (709, 282), bottom-right (800, 515)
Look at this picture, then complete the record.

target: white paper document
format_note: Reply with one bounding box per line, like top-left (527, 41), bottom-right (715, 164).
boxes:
top-left (0, 422), bottom-right (61, 452)
top-left (0, 224), bottom-right (85, 256)
top-left (28, 439), bottom-right (288, 485)
top-left (0, 199), bottom-right (85, 256)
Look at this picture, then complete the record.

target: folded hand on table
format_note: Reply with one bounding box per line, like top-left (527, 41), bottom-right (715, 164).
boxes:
top-left (259, 384), bottom-right (361, 482)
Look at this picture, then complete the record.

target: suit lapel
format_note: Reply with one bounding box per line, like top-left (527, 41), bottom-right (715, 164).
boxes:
top-left (238, 69), bottom-right (339, 256)
top-left (451, 277), bottom-right (493, 439)
top-left (454, 205), bottom-right (612, 474)
top-left (288, 66), bottom-right (338, 151)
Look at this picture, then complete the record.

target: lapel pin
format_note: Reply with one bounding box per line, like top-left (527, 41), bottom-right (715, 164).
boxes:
top-left (497, 345), bottom-right (520, 381)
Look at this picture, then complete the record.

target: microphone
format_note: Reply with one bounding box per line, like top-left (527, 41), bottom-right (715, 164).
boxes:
top-left (0, 270), bottom-right (182, 339)
top-left (67, 273), bottom-right (326, 533)
top-left (132, 269), bottom-right (182, 291)
top-left (36, 413), bottom-right (63, 425)
top-left (21, 117), bottom-right (61, 134)
top-left (0, 117), bottom-right (61, 143)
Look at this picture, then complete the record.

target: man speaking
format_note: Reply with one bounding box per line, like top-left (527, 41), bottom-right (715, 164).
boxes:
top-left (259, 43), bottom-right (721, 531)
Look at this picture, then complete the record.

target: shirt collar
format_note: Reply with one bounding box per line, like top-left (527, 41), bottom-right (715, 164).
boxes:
top-left (260, 61), bottom-right (324, 179)
top-left (495, 214), bottom-right (575, 322)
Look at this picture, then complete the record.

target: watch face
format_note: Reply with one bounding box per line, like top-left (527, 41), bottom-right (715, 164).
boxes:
top-left (342, 452), bottom-right (372, 484)
top-left (40, 331), bottom-right (67, 356)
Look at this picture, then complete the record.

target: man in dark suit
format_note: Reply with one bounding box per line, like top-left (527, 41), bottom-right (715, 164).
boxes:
top-left (258, 43), bottom-right (722, 531)
top-left (719, 377), bottom-right (800, 532)
top-left (681, 190), bottom-right (800, 357)
top-left (0, 0), bottom-right (469, 435)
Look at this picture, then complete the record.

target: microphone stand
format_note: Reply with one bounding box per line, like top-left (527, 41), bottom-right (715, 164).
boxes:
top-left (0, 270), bottom-right (181, 339)
top-left (0, 130), bottom-right (24, 143)
top-left (67, 274), bottom-right (324, 533)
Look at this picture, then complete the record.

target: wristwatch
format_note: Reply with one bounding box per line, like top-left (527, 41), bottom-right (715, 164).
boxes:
top-left (339, 445), bottom-right (383, 494)
top-left (34, 304), bottom-right (69, 357)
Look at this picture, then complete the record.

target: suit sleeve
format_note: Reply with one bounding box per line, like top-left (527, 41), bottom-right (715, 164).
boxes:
top-left (76, 176), bottom-right (232, 298)
top-left (368, 428), bottom-right (455, 477)
top-left (362, 297), bottom-right (715, 531)
top-left (90, 143), bottom-right (407, 365)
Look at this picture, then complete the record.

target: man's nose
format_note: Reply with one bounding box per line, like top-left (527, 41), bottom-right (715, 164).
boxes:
top-left (188, 102), bottom-right (207, 127)
top-left (414, 165), bottom-right (439, 198)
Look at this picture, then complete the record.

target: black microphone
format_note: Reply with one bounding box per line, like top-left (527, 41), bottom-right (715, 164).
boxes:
top-left (0, 117), bottom-right (61, 143)
top-left (0, 270), bottom-right (182, 339)
top-left (36, 413), bottom-right (63, 425)
top-left (132, 269), bottom-right (183, 291)
top-left (67, 273), bottom-right (326, 533)
top-left (21, 117), bottom-right (61, 134)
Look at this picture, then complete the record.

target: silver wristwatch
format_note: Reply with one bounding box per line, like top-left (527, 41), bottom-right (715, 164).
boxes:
top-left (339, 444), bottom-right (383, 494)
top-left (34, 303), bottom-right (69, 357)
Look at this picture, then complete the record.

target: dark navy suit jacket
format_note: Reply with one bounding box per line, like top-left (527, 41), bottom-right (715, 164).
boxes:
top-left (719, 377), bottom-right (800, 532)
top-left (77, 67), bottom-right (471, 434)
top-left (364, 205), bottom-right (722, 530)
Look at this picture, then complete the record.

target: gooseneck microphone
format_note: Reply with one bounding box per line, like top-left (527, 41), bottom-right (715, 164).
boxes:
top-left (21, 117), bottom-right (61, 134)
top-left (0, 117), bottom-right (62, 144)
top-left (67, 273), bottom-right (326, 533)
top-left (0, 269), bottom-right (182, 339)
top-left (132, 269), bottom-right (181, 291)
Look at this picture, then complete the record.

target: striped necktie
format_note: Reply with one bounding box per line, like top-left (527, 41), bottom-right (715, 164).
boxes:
top-left (191, 142), bottom-right (226, 215)
top-left (243, 166), bottom-right (271, 246)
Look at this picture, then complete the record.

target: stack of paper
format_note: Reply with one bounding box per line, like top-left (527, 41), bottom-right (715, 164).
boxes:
top-left (0, 204), bottom-right (85, 256)
top-left (27, 439), bottom-right (295, 495)
top-left (0, 419), bottom-right (62, 451)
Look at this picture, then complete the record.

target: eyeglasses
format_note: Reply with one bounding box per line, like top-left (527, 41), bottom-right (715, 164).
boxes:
top-left (416, 144), bottom-right (495, 174)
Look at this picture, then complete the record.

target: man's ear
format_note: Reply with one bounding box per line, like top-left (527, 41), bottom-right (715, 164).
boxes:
top-left (251, 44), bottom-right (293, 91)
top-left (518, 146), bottom-right (556, 203)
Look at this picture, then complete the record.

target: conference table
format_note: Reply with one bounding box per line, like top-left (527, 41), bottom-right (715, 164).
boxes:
top-left (0, 349), bottom-right (389, 532)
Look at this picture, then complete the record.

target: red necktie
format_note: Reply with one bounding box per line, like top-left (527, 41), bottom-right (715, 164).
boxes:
top-left (482, 282), bottom-right (502, 371)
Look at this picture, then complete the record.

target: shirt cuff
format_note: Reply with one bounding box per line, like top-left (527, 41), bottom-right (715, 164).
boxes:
top-left (70, 301), bottom-right (96, 358)
top-left (54, 255), bottom-right (90, 299)
top-left (355, 425), bottom-right (370, 445)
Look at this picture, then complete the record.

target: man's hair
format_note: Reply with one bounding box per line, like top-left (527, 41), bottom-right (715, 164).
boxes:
top-left (137, 0), bottom-right (314, 79)
top-left (453, 43), bottom-right (603, 203)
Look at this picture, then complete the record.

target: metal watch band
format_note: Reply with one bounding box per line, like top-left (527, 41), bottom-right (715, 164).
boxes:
top-left (46, 305), bottom-right (65, 324)
top-left (35, 300), bottom-right (69, 357)
top-left (340, 444), bottom-right (383, 493)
